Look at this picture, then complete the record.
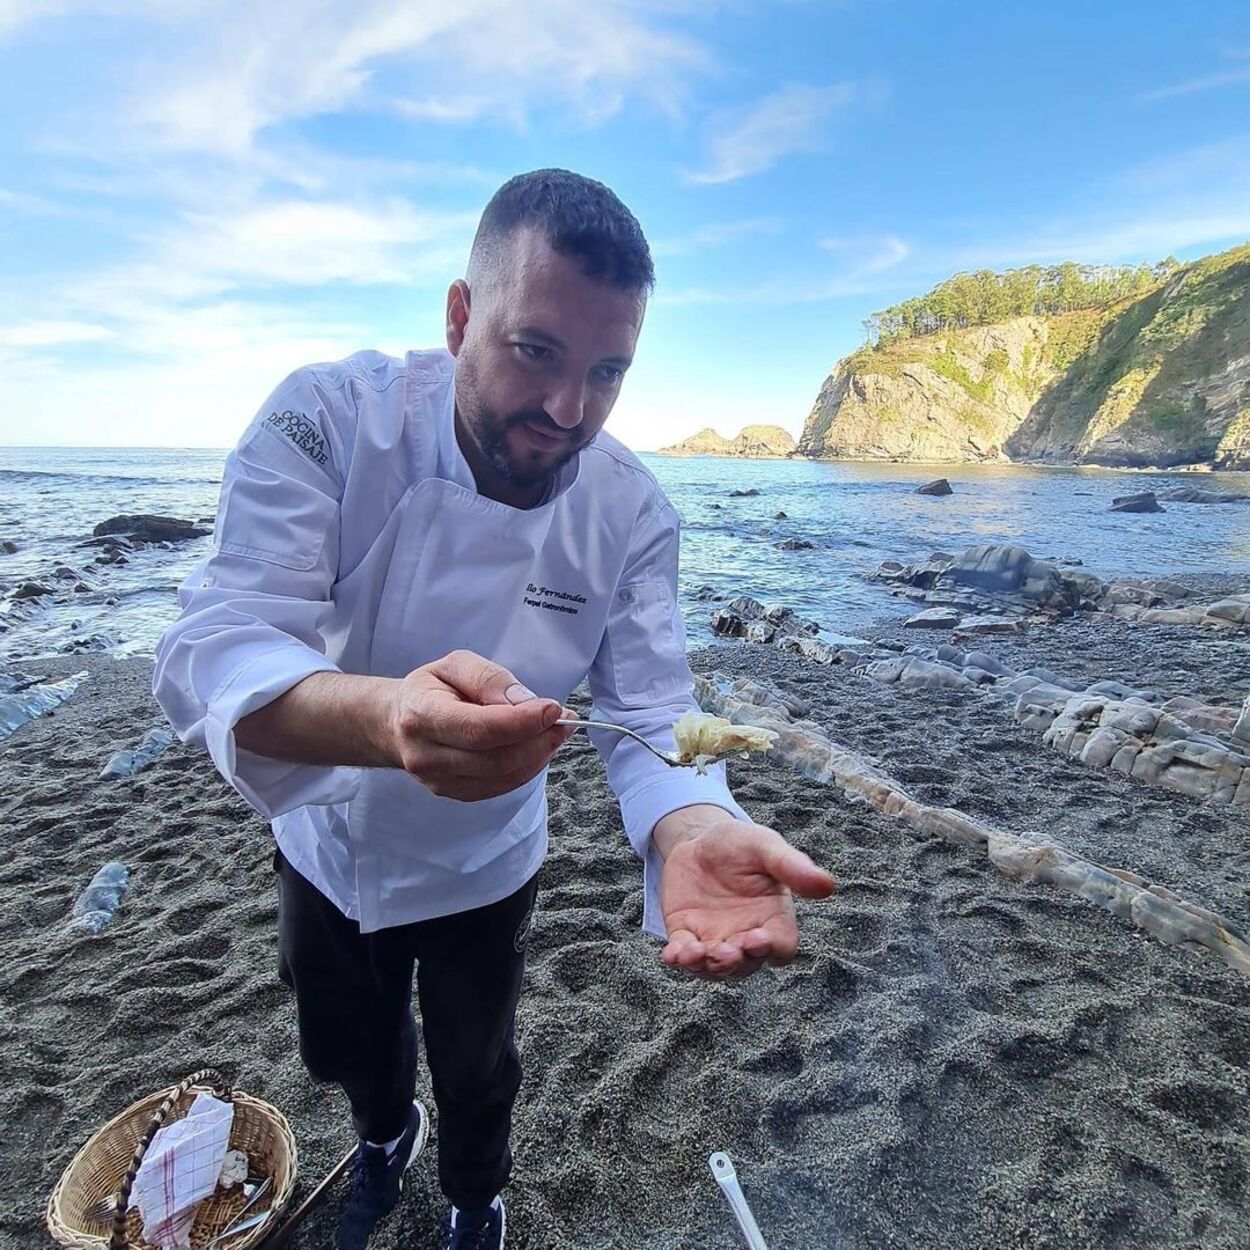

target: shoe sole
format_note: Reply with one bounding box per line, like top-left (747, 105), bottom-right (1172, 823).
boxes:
top-left (402, 1099), bottom-right (431, 1175)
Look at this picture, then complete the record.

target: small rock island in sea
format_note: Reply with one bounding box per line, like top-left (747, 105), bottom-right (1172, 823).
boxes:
top-left (657, 424), bottom-right (797, 458)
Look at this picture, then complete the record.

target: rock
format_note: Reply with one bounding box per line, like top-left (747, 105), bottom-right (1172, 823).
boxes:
top-left (774, 511), bottom-right (788, 519)
top-left (53, 565), bottom-right (78, 580)
top-left (776, 538), bottom-right (815, 550)
top-left (915, 478), bottom-right (953, 496)
top-left (1171, 705), bottom-right (1240, 736)
top-left (744, 621), bottom-right (777, 644)
top-left (867, 656), bottom-right (973, 690)
top-left (1203, 598), bottom-right (1250, 627)
top-left (1104, 583), bottom-right (1164, 608)
top-left (0, 540), bottom-right (17, 554)
top-left (66, 862), bottom-right (129, 934)
top-left (952, 616), bottom-right (1022, 636)
top-left (724, 595), bottom-right (766, 621)
top-left (948, 545), bottom-right (1035, 593)
top-left (728, 489), bottom-right (760, 498)
top-left (13, 581), bottom-right (55, 600)
top-left (92, 514), bottom-right (210, 544)
top-left (904, 607), bottom-right (962, 629)
top-left (77, 533), bottom-right (133, 551)
top-left (963, 650), bottom-right (1014, 678)
top-left (711, 609), bottom-right (748, 638)
top-left (1160, 488), bottom-right (1249, 504)
top-left (1022, 667), bottom-right (1086, 693)
top-left (1110, 492), bottom-right (1164, 513)
top-left (693, 585), bottom-right (722, 602)
top-left (73, 582), bottom-right (92, 593)
top-left (99, 727), bottom-right (175, 780)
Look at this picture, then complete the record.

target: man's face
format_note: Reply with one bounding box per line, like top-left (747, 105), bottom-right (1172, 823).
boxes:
top-left (447, 227), bottom-right (646, 494)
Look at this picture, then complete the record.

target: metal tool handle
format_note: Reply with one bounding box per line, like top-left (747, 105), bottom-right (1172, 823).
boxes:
top-left (709, 1153), bottom-right (769, 1250)
top-left (554, 718), bottom-right (683, 767)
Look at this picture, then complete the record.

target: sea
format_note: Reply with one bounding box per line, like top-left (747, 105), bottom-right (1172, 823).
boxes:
top-left (2, 445), bottom-right (1248, 662)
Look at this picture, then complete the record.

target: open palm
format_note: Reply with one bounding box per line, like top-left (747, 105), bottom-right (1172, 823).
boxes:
top-left (660, 818), bottom-right (836, 979)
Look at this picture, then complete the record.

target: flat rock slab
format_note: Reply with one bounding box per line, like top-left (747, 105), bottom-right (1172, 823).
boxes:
top-left (905, 608), bottom-right (962, 629)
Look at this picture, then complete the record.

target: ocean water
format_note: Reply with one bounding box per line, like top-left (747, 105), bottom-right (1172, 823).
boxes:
top-left (2, 445), bottom-right (1248, 661)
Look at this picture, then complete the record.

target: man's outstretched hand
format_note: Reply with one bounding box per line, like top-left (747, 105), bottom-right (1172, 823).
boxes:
top-left (655, 807), bottom-right (836, 980)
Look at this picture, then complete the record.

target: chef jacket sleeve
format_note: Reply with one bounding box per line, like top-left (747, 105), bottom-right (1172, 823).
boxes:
top-left (152, 368), bottom-right (359, 819)
top-left (586, 489), bottom-right (751, 939)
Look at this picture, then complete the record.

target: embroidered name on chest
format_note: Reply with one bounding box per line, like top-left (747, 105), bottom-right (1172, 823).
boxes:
top-left (523, 582), bottom-right (588, 617)
top-left (265, 409), bottom-right (328, 465)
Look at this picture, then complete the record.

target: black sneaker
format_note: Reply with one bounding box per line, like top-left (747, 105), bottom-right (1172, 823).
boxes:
top-left (335, 1100), bottom-right (429, 1250)
top-left (441, 1196), bottom-right (506, 1249)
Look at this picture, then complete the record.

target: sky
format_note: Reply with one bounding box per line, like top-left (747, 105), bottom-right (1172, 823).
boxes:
top-left (1, 1), bottom-right (1249, 451)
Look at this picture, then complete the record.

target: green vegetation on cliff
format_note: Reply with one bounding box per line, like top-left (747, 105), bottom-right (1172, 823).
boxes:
top-left (863, 259), bottom-right (1180, 347)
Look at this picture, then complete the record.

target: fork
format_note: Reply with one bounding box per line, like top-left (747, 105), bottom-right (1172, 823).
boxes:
top-left (555, 718), bottom-right (692, 767)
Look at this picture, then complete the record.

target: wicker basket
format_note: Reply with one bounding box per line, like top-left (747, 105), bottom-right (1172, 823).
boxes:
top-left (46, 1069), bottom-right (298, 1250)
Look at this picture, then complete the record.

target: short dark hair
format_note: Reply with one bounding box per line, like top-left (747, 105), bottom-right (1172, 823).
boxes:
top-left (469, 168), bottom-right (654, 292)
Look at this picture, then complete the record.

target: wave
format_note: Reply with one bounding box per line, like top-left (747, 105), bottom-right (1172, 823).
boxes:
top-left (0, 468), bottom-right (222, 486)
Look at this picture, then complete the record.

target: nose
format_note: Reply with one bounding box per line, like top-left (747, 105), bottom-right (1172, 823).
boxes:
top-left (545, 379), bottom-right (586, 432)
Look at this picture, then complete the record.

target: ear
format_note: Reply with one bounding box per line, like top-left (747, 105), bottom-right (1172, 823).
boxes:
top-left (445, 279), bottom-right (471, 356)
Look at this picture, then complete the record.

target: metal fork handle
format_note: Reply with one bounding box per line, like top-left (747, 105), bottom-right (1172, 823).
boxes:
top-left (709, 1153), bottom-right (770, 1250)
top-left (554, 718), bottom-right (682, 767)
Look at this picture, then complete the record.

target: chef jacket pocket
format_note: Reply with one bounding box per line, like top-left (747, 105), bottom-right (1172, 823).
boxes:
top-left (609, 578), bottom-right (686, 705)
top-left (215, 451), bottom-right (337, 573)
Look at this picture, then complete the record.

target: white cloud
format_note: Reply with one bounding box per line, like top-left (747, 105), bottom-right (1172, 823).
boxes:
top-left (1138, 49), bottom-right (1250, 102)
top-left (687, 82), bottom-right (857, 184)
top-left (20, 1), bottom-right (706, 158)
top-left (820, 233), bottom-right (910, 273)
top-left (652, 217), bottom-right (782, 256)
top-left (0, 319), bottom-right (113, 346)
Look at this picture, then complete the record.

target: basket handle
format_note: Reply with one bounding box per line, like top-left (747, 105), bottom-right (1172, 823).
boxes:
top-left (109, 1067), bottom-right (232, 1250)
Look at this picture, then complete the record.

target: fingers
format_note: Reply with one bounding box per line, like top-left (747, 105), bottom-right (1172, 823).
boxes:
top-left (411, 723), bottom-right (573, 788)
top-left (662, 927), bottom-right (789, 980)
top-left (427, 649), bottom-right (534, 706)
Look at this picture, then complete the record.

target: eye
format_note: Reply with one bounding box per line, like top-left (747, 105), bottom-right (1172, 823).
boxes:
top-left (595, 365), bottom-right (624, 385)
top-left (515, 343), bottom-right (551, 362)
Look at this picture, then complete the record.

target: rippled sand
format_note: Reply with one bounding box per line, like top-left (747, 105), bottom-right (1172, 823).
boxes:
top-left (2, 635), bottom-right (1248, 1248)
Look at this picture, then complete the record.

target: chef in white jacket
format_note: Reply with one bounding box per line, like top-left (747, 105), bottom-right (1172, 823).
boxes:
top-left (154, 169), bottom-right (835, 1250)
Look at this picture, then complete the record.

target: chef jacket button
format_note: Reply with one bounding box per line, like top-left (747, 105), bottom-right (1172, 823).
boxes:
top-left (619, 588), bottom-right (634, 604)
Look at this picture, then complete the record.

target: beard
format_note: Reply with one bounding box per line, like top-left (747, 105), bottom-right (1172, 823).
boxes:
top-left (461, 401), bottom-right (585, 489)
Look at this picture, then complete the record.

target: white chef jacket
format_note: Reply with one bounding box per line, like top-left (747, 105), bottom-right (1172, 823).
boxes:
top-left (153, 347), bottom-right (748, 937)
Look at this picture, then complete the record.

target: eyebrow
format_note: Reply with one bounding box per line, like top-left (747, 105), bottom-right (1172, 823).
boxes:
top-left (513, 325), bottom-right (632, 370)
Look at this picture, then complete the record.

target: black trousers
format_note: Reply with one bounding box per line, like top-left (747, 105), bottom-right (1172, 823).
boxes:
top-left (274, 850), bottom-right (538, 1211)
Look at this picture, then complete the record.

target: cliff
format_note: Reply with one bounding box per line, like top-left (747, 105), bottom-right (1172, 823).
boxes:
top-left (659, 424), bottom-right (796, 458)
top-left (799, 243), bottom-right (1250, 468)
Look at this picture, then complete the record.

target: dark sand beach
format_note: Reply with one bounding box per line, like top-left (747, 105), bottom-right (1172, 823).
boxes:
top-left (2, 608), bottom-right (1248, 1250)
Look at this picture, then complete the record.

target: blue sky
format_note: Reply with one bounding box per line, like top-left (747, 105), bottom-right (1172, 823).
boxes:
top-left (1, 1), bottom-right (1248, 450)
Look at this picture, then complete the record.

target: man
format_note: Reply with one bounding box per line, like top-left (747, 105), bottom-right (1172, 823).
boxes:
top-left (154, 169), bottom-right (835, 1249)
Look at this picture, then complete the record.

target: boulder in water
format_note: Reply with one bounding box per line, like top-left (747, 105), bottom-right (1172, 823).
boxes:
top-left (777, 538), bottom-right (815, 550)
top-left (1110, 492), bottom-right (1164, 513)
top-left (915, 478), bottom-right (953, 496)
top-left (1, 540), bottom-right (17, 554)
top-left (92, 514), bottom-right (210, 543)
top-left (728, 488), bottom-right (760, 498)
top-left (13, 581), bottom-right (55, 600)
